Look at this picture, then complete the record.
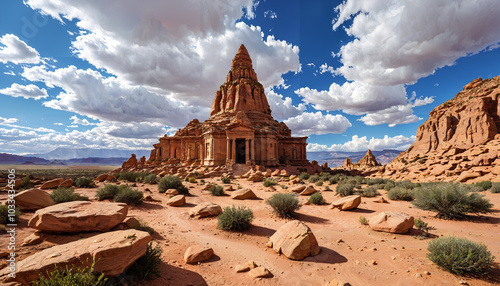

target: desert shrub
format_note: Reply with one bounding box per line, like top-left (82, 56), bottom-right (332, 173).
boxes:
top-left (134, 219), bottom-right (155, 234)
top-left (298, 172), bottom-right (310, 181)
top-left (353, 175), bottom-right (365, 184)
top-left (21, 175), bottom-right (33, 189)
top-left (32, 262), bottom-right (107, 286)
top-left (366, 178), bottom-right (386, 185)
top-left (142, 173), bottom-right (157, 184)
top-left (114, 187), bottom-right (143, 205)
top-left (319, 172), bottom-right (332, 181)
top-left (359, 216), bottom-right (368, 225)
top-left (74, 177), bottom-right (96, 188)
top-left (397, 180), bottom-right (417, 190)
top-left (308, 192), bottom-right (325, 205)
top-left (315, 180), bottom-right (324, 186)
top-left (412, 183), bottom-right (493, 219)
top-left (383, 180), bottom-right (396, 191)
top-left (414, 217), bottom-right (434, 238)
top-left (336, 183), bottom-right (355, 197)
top-left (116, 172), bottom-right (153, 183)
top-left (209, 185), bottom-right (225, 196)
top-left (217, 206), bottom-right (254, 230)
top-left (475, 181), bottom-right (492, 191)
top-left (387, 187), bottom-right (414, 201)
top-left (158, 175), bottom-right (189, 194)
top-left (50, 187), bottom-right (89, 204)
top-left (308, 174), bottom-right (320, 183)
top-left (491, 182), bottom-right (500, 193)
top-left (266, 193), bottom-right (301, 218)
top-left (361, 186), bottom-right (380, 197)
top-left (263, 178), bottom-right (277, 187)
top-left (324, 185), bottom-right (330, 191)
top-left (187, 177), bottom-right (197, 183)
top-left (125, 241), bottom-right (163, 281)
top-left (96, 184), bottom-right (121, 201)
top-left (280, 184), bottom-right (288, 189)
top-left (221, 176), bottom-right (231, 184)
top-left (328, 174), bottom-right (346, 184)
top-left (427, 236), bottom-right (494, 275)
top-left (0, 205), bottom-right (21, 224)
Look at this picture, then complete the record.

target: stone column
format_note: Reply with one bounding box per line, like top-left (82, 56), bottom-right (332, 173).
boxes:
top-left (251, 139), bottom-right (255, 161)
top-left (226, 139), bottom-right (230, 163)
top-left (232, 139), bottom-right (236, 163)
top-left (245, 139), bottom-right (250, 163)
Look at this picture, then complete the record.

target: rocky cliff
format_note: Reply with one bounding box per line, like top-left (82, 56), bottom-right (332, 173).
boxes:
top-left (380, 76), bottom-right (500, 182)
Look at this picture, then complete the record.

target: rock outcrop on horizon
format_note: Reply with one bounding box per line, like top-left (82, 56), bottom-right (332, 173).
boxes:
top-left (380, 76), bottom-right (500, 182)
top-left (339, 150), bottom-right (380, 170)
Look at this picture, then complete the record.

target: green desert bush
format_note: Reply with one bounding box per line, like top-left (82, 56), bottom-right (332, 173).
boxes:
top-left (298, 172), bottom-right (310, 181)
top-left (187, 177), bottom-right (197, 183)
top-left (114, 187), bottom-right (143, 205)
top-left (359, 216), bottom-right (369, 225)
top-left (31, 261), bottom-right (107, 286)
top-left (125, 241), bottom-right (163, 281)
top-left (266, 193), bottom-right (301, 218)
top-left (361, 186), bottom-right (380, 197)
top-left (50, 187), bottom-right (89, 204)
top-left (475, 180), bottom-right (492, 191)
top-left (491, 182), bottom-right (500, 193)
top-left (308, 174), bottom-right (321, 183)
top-left (96, 184), bottom-right (121, 201)
top-left (74, 177), bottom-right (96, 188)
top-left (158, 175), bottom-right (189, 194)
top-left (413, 183), bottom-right (493, 219)
top-left (221, 176), bottom-right (231, 184)
top-left (209, 185), bottom-right (225, 196)
top-left (387, 187), bottom-right (414, 201)
top-left (21, 175), bottom-right (33, 189)
top-left (134, 219), bottom-right (155, 234)
top-left (142, 173), bottom-right (157, 184)
top-left (366, 178), bottom-right (386, 185)
top-left (319, 172), bottom-right (332, 181)
top-left (427, 236), bottom-right (494, 275)
top-left (0, 205), bottom-right (21, 224)
top-left (308, 192), bottom-right (325, 205)
top-left (336, 183), bottom-right (355, 197)
top-left (328, 174), bottom-right (346, 184)
top-left (263, 178), bottom-right (277, 187)
top-left (217, 206), bottom-right (254, 230)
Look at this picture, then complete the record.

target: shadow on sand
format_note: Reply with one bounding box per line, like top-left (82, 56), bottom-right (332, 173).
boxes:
top-left (302, 246), bottom-right (348, 264)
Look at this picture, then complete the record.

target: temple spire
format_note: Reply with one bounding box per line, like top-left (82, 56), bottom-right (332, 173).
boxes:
top-left (231, 44), bottom-right (253, 69)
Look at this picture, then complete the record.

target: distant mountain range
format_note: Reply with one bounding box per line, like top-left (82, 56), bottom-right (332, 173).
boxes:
top-left (307, 149), bottom-right (402, 167)
top-left (0, 147), bottom-right (401, 167)
top-left (29, 147), bottom-right (150, 160)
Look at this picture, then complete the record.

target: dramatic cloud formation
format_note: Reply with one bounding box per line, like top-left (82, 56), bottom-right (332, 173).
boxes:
top-left (266, 89), bottom-right (306, 121)
top-left (0, 83), bottom-right (48, 99)
top-left (307, 135), bottom-right (416, 152)
top-left (0, 34), bottom-right (40, 64)
top-left (298, 0), bottom-right (500, 126)
top-left (284, 111), bottom-right (351, 137)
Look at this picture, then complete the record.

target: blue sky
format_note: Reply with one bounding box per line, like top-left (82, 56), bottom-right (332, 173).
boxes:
top-left (1, 0), bottom-right (500, 155)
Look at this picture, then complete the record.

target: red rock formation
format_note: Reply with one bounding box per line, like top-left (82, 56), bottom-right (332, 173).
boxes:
top-left (341, 158), bottom-right (353, 168)
top-left (381, 76), bottom-right (500, 182)
top-left (354, 150), bottom-right (380, 168)
top-left (122, 154), bottom-right (138, 168)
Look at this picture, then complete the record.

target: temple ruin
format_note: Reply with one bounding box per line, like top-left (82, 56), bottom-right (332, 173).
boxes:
top-left (149, 44), bottom-right (308, 167)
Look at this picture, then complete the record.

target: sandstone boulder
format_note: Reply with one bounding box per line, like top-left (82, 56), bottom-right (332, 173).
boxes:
top-left (105, 175), bottom-right (116, 182)
top-left (248, 266), bottom-right (271, 278)
top-left (58, 179), bottom-right (73, 188)
top-left (223, 185), bottom-right (234, 192)
top-left (330, 195), bottom-right (361, 210)
top-left (40, 178), bottom-right (64, 190)
top-left (271, 169), bottom-right (280, 176)
top-left (96, 174), bottom-right (108, 182)
top-left (13, 188), bottom-right (55, 210)
top-left (369, 211), bottom-right (414, 234)
top-left (299, 185), bottom-right (317, 196)
top-left (290, 185), bottom-right (306, 193)
top-left (189, 202), bottom-right (222, 218)
top-left (165, 189), bottom-right (179, 196)
top-left (28, 201), bottom-right (128, 233)
top-left (267, 220), bottom-right (320, 260)
top-left (248, 172), bottom-right (263, 182)
top-left (167, 195), bottom-right (186, 206)
top-left (231, 188), bottom-right (258, 200)
top-left (0, 229), bottom-right (151, 285)
top-left (184, 246), bottom-right (214, 264)
top-left (280, 170), bottom-right (288, 177)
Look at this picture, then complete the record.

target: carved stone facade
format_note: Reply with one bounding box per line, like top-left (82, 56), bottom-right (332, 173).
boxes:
top-left (150, 44), bottom-right (308, 167)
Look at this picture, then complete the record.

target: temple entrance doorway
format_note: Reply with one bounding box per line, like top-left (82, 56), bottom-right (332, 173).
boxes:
top-left (236, 139), bottom-right (246, 163)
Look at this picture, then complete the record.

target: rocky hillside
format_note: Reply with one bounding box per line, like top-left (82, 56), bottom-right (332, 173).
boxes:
top-left (379, 76), bottom-right (500, 182)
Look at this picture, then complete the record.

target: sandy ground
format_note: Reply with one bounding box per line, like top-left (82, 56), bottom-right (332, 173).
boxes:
top-left (1, 177), bottom-right (499, 286)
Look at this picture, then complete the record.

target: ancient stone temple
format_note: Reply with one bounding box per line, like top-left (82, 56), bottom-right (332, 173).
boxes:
top-left (150, 44), bottom-right (308, 167)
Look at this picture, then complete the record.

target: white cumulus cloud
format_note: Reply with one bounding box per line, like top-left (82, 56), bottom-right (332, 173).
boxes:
top-left (0, 83), bottom-right (48, 99)
top-left (307, 135), bottom-right (416, 152)
top-left (0, 34), bottom-right (41, 64)
top-left (266, 89), bottom-right (306, 121)
top-left (284, 111), bottom-right (351, 137)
